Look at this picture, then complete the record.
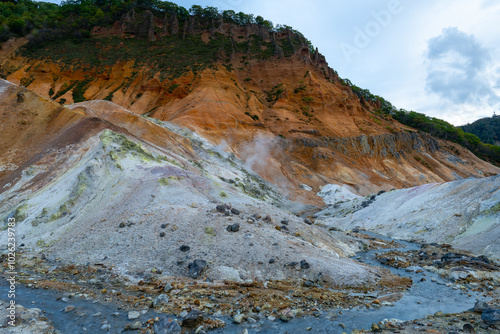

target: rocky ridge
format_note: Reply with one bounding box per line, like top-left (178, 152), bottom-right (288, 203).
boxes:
top-left (1, 9), bottom-right (498, 201)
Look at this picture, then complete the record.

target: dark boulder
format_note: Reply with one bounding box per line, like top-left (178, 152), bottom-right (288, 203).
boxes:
top-left (188, 259), bottom-right (207, 278)
top-left (300, 260), bottom-right (310, 269)
top-left (153, 317), bottom-right (181, 334)
top-left (474, 300), bottom-right (489, 313)
top-left (481, 308), bottom-right (500, 325)
top-left (226, 223), bottom-right (240, 232)
top-left (181, 309), bottom-right (205, 328)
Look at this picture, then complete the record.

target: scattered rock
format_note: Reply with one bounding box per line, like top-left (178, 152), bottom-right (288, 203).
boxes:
top-left (304, 218), bottom-right (313, 225)
top-left (17, 91), bottom-right (25, 102)
top-left (279, 314), bottom-right (289, 322)
top-left (204, 227), bottom-right (216, 236)
top-left (130, 321), bottom-right (142, 330)
top-left (119, 222), bottom-right (126, 228)
top-left (180, 245), bottom-right (190, 252)
top-left (263, 215), bottom-right (272, 222)
top-left (233, 313), bottom-right (246, 324)
top-left (434, 311), bottom-right (444, 317)
top-left (128, 311), bottom-right (141, 320)
top-left (64, 305), bottom-right (75, 312)
top-left (300, 260), bottom-right (310, 269)
top-left (154, 317), bottom-right (181, 334)
top-left (161, 224), bottom-right (167, 228)
top-left (216, 205), bottom-right (226, 213)
top-left (181, 309), bottom-right (205, 328)
top-left (449, 270), bottom-right (475, 281)
top-left (303, 280), bottom-right (314, 287)
top-left (153, 294), bottom-right (170, 308)
top-left (371, 323), bottom-right (380, 331)
top-left (163, 283), bottom-right (173, 293)
top-left (231, 208), bottom-right (240, 215)
top-left (462, 323), bottom-right (476, 333)
top-left (267, 316), bottom-right (275, 321)
top-left (151, 267), bottom-right (162, 274)
top-left (281, 219), bottom-right (289, 225)
top-left (101, 323), bottom-right (111, 330)
top-left (481, 308), bottom-right (500, 325)
top-left (159, 232), bottom-right (166, 237)
top-left (188, 259), bottom-right (207, 278)
top-left (226, 223), bottom-right (240, 232)
top-left (474, 300), bottom-right (489, 313)
top-left (441, 252), bottom-right (467, 262)
top-left (269, 258), bottom-right (275, 264)
top-left (299, 184), bottom-right (312, 191)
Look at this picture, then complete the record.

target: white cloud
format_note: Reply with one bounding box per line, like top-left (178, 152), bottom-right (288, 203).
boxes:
top-left (425, 27), bottom-right (498, 107)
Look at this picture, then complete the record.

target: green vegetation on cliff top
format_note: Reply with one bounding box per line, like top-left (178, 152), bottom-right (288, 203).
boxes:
top-left (343, 78), bottom-right (500, 166)
top-left (461, 114), bottom-right (500, 146)
top-left (2, 0), bottom-right (312, 80)
top-left (0, 0), bottom-right (310, 50)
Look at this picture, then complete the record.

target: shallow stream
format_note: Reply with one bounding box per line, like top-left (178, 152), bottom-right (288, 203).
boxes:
top-left (1, 232), bottom-right (485, 333)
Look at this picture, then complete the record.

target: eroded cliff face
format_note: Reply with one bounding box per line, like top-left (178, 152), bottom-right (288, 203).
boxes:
top-left (3, 79), bottom-right (404, 296)
top-left (1, 13), bottom-right (498, 202)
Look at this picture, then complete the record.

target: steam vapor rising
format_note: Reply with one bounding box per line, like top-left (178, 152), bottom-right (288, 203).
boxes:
top-left (240, 133), bottom-right (291, 193)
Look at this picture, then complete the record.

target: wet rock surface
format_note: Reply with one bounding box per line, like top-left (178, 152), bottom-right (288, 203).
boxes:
top-left (373, 242), bottom-right (500, 293)
top-left (353, 310), bottom-right (500, 333)
top-left (0, 299), bottom-right (57, 333)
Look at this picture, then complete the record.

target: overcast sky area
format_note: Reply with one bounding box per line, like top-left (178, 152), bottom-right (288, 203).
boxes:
top-left (44, 0), bottom-right (500, 125)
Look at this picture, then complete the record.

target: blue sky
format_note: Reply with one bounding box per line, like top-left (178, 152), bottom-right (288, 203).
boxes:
top-left (42, 0), bottom-right (500, 125)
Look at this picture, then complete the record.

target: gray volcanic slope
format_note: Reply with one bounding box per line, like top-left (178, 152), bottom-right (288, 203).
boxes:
top-left (317, 175), bottom-right (500, 260)
top-left (0, 80), bottom-right (386, 288)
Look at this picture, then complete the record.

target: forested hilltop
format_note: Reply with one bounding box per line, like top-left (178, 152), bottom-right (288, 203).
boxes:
top-left (1, 0), bottom-right (500, 166)
top-left (0, 0), bottom-right (300, 46)
top-left (344, 81), bottom-right (500, 166)
top-left (461, 114), bottom-right (500, 146)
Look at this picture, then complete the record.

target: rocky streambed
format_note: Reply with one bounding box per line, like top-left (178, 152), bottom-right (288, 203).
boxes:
top-left (2, 231), bottom-right (499, 333)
